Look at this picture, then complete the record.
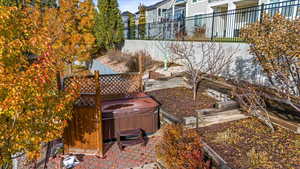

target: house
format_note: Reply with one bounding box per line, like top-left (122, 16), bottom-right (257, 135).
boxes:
top-left (144, 0), bottom-right (296, 22)
top-left (132, 0), bottom-right (299, 39)
top-left (121, 11), bottom-right (134, 39)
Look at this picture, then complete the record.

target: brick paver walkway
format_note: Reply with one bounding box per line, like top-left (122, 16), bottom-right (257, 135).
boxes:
top-left (48, 136), bottom-right (160, 169)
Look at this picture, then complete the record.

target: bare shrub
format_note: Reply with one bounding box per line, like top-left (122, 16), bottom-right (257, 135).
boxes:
top-left (105, 49), bottom-right (125, 63)
top-left (105, 50), bottom-right (159, 72)
top-left (169, 41), bottom-right (239, 100)
top-left (125, 50), bottom-right (159, 72)
top-left (234, 83), bottom-right (275, 132)
top-left (188, 27), bottom-right (207, 41)
top-left (175, 30), bottom-right (187, 41)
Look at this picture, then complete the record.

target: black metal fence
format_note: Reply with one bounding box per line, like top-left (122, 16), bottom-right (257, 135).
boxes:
top-left (125, 0), bottom-right (300, 42)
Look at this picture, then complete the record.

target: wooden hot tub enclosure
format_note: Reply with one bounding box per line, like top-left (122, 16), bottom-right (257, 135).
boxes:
top-left (61, 62), bottom-right (160, 157)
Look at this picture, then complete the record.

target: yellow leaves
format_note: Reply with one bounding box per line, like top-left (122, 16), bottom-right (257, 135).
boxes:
top-left (83, 33), bottom-right (96, 44)
top-left (0, 0), bottom-right (93, 165)
top-left (241, 14), bottom-right (300, 96)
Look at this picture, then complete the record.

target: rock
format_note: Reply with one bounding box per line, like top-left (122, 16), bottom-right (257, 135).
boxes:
top-left (183, 116), bottom-right (197, 128)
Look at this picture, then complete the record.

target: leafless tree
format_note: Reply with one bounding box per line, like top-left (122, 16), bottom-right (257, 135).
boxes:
top-left (169, 41), bottom-right (239, 100)
top-left (234, 83), bottom-right (275, 132)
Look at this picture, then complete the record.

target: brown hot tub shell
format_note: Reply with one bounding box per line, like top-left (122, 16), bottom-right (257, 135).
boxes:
top-left (102, 93), bottom-right (160, 141)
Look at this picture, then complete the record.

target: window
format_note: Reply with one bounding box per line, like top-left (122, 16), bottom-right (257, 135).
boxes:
top-left (175, 8), bottom-right (185, 20)
top-left (158, 9), bottom-right (161, 16)
top-left (193, 0), bottom-right (197, 2)
top-left (194, 14), bottom-right (204, 27)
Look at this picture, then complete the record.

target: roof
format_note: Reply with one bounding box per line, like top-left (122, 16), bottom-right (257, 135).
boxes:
top-left (145, 0), bottom-right (171, 10)
top-left (121, 11), bottom-right (134, 16)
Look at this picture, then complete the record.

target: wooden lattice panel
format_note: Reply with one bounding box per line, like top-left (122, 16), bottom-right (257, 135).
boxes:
top-left (63, 75), bottom-right (96, 94)
top-left (99, 73), bottom-right (141, 96)
top-left (62, 73), bottom-right (142, 107)
top-left (73, 94), bottom-right (96, 107)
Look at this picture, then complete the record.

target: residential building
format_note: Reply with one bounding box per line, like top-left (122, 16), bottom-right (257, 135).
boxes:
top-left (129, 0), bottom-right (300, 39)
top-left (121, 11), bottom-right (131, 39)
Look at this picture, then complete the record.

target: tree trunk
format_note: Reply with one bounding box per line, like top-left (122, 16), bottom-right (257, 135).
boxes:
top-left (193, 82), bottom-right (197, 101)
top-left (21, 0), bottom-right (26, 8)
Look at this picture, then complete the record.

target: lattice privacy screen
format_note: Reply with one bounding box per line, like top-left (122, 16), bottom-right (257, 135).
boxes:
top-left (63, 73), bottom-right (142, 96)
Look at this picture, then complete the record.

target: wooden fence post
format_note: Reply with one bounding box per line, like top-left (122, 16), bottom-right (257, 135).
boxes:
top-left (95, 71), bottom-right (104, 157)
top-left (138, 55), bottom-right (144, 92)
top-left (56, 71), bottom-right (62, 91)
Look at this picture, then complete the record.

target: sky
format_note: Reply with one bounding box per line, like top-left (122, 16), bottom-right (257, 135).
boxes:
top-left (118, 0), bottom-right (162, 13)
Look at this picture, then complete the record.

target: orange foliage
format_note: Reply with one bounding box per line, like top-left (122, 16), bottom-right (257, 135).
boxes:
top-left (0, 0), bottom-right (95, 165)
top-left (156, 124), bottom-right (210, 169)
top-left (241, 14), bottom-right (300, 97)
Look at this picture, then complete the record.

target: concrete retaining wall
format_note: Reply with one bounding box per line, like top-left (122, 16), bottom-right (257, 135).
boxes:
top-left (122, 40), bottom-right (268, 85)
top-left (122, 40), bottom-right (251, 61)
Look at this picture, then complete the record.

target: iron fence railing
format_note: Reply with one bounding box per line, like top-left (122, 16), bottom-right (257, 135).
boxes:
top-left (124, 0), bottom-right (300, 42)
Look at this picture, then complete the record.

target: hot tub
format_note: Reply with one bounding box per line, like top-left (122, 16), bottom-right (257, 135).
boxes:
top-left (101, 93), bottom-right (160, 141)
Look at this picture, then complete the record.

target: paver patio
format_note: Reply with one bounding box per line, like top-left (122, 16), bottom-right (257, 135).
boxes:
top-left (47, 136), bottom-right (160, 169)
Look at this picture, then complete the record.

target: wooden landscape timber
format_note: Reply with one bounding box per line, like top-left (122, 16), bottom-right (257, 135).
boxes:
top-left (202, 142), bottom-right (232, 169)
top-left (213, 101), bottom-right (240, 111)
top-left (200, 77), bottom-right (300, 133)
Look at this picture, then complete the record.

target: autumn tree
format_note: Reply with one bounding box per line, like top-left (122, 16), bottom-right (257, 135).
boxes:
top-left (94, 0), bottom-right (124, 51)
top-left (0, 0), bottom-right (57, 8)
top-left (0, 0), bottom-right (95, 167)
top-left (241, 14), bottom-right (300, 112)
top-left (138, 5), bottom-right (146, 39)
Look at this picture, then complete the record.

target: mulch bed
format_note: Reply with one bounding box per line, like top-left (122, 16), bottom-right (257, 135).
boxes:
top-left (198, 118), bottom-right (300, 169)
top-left (146, 87), bottom-right (216, 118)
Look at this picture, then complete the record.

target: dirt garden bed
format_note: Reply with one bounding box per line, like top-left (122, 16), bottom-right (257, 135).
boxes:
top-left (146, 87), bottom-right (216, 119)
top-left (198, 118), bottom-right (300, 169)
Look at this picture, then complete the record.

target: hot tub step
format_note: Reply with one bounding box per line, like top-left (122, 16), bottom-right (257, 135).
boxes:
top-left (117, 129), bottom-right (146, 150)
top-left (119, 129), bottom-right (143, 137)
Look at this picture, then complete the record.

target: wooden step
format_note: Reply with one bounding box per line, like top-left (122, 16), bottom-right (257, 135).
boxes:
top-left (119, 138), bottom-right (145, 147)
top-left (199, 115), bottom-right (249, 127)
top-left (199, 109), bottom-right (242, 118)
top-left (198, 109), bottom-right (249, 127)
top-left (119, 129), bottom-right (142, 137)
top-left (117, 128), bottom-right (146, 150)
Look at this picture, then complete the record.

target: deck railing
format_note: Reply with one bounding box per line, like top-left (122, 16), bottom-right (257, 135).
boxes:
top-left (125, 0), bottom-right (300, 42)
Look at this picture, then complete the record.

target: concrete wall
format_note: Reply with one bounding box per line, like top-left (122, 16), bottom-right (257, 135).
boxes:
top-left (122, 40), bottom-right (251, 61)
top-left (122, 39), bottom-right (268, 84)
